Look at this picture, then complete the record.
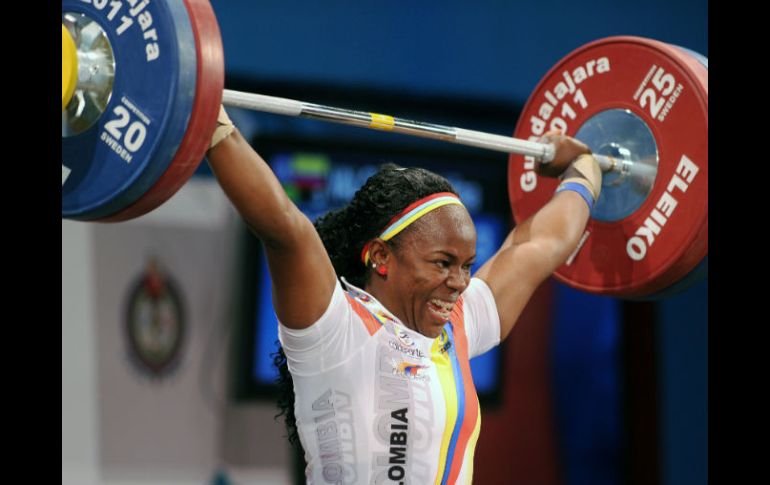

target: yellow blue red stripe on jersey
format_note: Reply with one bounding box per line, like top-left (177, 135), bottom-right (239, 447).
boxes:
top-left (432, 297), bottom-right (481, 484)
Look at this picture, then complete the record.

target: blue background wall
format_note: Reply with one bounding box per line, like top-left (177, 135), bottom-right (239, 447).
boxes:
top-left (212, 0), bottom-right (707, 102)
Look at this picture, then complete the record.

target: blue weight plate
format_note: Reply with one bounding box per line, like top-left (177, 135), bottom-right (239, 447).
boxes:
top-left (62, 0), bottom-right (196, 220)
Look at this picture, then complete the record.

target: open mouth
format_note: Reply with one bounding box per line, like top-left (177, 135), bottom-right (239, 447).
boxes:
top-left (427, 298), bottom-right (454, 321)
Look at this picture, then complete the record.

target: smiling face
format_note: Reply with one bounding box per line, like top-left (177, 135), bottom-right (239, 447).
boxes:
top-left (369, 204), bottom-right (477, 338)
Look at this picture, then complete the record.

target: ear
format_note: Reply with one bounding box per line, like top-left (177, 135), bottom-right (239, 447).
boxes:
top-left (367, 239), bottom-right (393, 267)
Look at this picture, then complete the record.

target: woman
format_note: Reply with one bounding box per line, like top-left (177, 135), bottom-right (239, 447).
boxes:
top-left (207, 107), bottom-right (600, 484)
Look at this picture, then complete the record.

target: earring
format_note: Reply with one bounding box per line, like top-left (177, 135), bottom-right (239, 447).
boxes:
top-left (376, 265), bottom-right (388, 276)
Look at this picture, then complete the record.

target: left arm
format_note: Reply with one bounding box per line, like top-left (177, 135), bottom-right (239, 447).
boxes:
top-left (473, 190), bottom-right (590, 340)
top-left (474, 133), bottom-right (599, 340)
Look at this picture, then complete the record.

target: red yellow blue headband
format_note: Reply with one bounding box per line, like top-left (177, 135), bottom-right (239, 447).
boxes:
top-left (360, 192), bottom-right (464, 265)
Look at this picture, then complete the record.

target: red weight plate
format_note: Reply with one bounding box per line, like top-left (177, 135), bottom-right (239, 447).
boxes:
top-left (100, 0), bottom-right (224, 222)
top-left (508, 36), bottom-right (707, 298)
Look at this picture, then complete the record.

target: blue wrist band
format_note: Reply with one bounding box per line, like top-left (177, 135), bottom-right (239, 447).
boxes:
top-left (556, 181), bottom-right (595, 211)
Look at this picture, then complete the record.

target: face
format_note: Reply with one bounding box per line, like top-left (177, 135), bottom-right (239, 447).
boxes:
top-left (381, 205), bottom-right (477, 338)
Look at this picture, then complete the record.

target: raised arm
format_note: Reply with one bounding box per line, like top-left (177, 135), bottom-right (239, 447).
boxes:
top-left (474, 132), bottom-right (600, 340)
top-left (206, 108), bottom-right (336, 329)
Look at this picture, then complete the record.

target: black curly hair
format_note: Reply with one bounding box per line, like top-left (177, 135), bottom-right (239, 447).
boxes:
top-left (273, 163), bottom-right (459, 449)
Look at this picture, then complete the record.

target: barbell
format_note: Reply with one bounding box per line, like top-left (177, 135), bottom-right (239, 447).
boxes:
top-left (61, 0), bottom-right (707, 299)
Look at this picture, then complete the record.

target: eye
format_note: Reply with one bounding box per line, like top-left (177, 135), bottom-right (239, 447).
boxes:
top-left (435, 260), bottom-right (450, 269)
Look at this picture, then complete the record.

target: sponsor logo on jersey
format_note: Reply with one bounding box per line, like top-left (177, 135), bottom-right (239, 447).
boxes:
top-left (388, 326), bottom-right (426, 359)
top-left (392, 359), bottom-right (430, 381)
top-left (436, 330), bottom-right (452, 354)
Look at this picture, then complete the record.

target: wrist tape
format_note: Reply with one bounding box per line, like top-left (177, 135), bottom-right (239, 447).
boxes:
top-left (555, 154), bottom-right (602, 210)
top-left (209, 105), bottom-right (235, 149)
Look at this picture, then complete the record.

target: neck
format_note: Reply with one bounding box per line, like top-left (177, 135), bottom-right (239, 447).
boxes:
top-left (364, 278), bottom-right (415, 332)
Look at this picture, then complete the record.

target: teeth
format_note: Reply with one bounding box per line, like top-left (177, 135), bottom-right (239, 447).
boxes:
top-left (430, 299), bottom-right (454, 311)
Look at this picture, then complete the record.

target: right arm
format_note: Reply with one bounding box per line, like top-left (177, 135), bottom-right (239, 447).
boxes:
top-left (206, 119), bottom-right (336, 330)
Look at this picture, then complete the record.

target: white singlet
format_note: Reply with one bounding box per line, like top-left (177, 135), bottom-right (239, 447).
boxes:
top-left (278, 277), bottom-right (501, 485)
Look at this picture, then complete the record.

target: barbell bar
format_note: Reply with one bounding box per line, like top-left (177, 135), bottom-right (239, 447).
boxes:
top-left (220, 89), bottom-right (652, 179)
top-left (61, 0), bottom-right (707, 299)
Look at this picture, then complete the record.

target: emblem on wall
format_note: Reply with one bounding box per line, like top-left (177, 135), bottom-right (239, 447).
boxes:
top-left (125, 259), bottom-right (185, 377)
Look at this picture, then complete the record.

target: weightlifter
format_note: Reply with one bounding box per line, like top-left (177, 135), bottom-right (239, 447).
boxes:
top-left (206, 106), bottom-right (602, 483)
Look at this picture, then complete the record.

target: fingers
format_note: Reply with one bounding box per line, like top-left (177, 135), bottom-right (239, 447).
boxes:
top-left (572, 137), bottom-right (590, 153)
top-left (533, 131), bottom-right (592, 178)
top-left (536, 129), bottom-right (564, 145)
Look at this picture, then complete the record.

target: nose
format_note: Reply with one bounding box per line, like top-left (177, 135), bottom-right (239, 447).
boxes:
top-left (446, 267), bottom-right (469, 293)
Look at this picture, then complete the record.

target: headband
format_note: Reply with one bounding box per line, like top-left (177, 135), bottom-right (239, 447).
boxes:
top-left (360, 192), bottom-right (464, 265)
